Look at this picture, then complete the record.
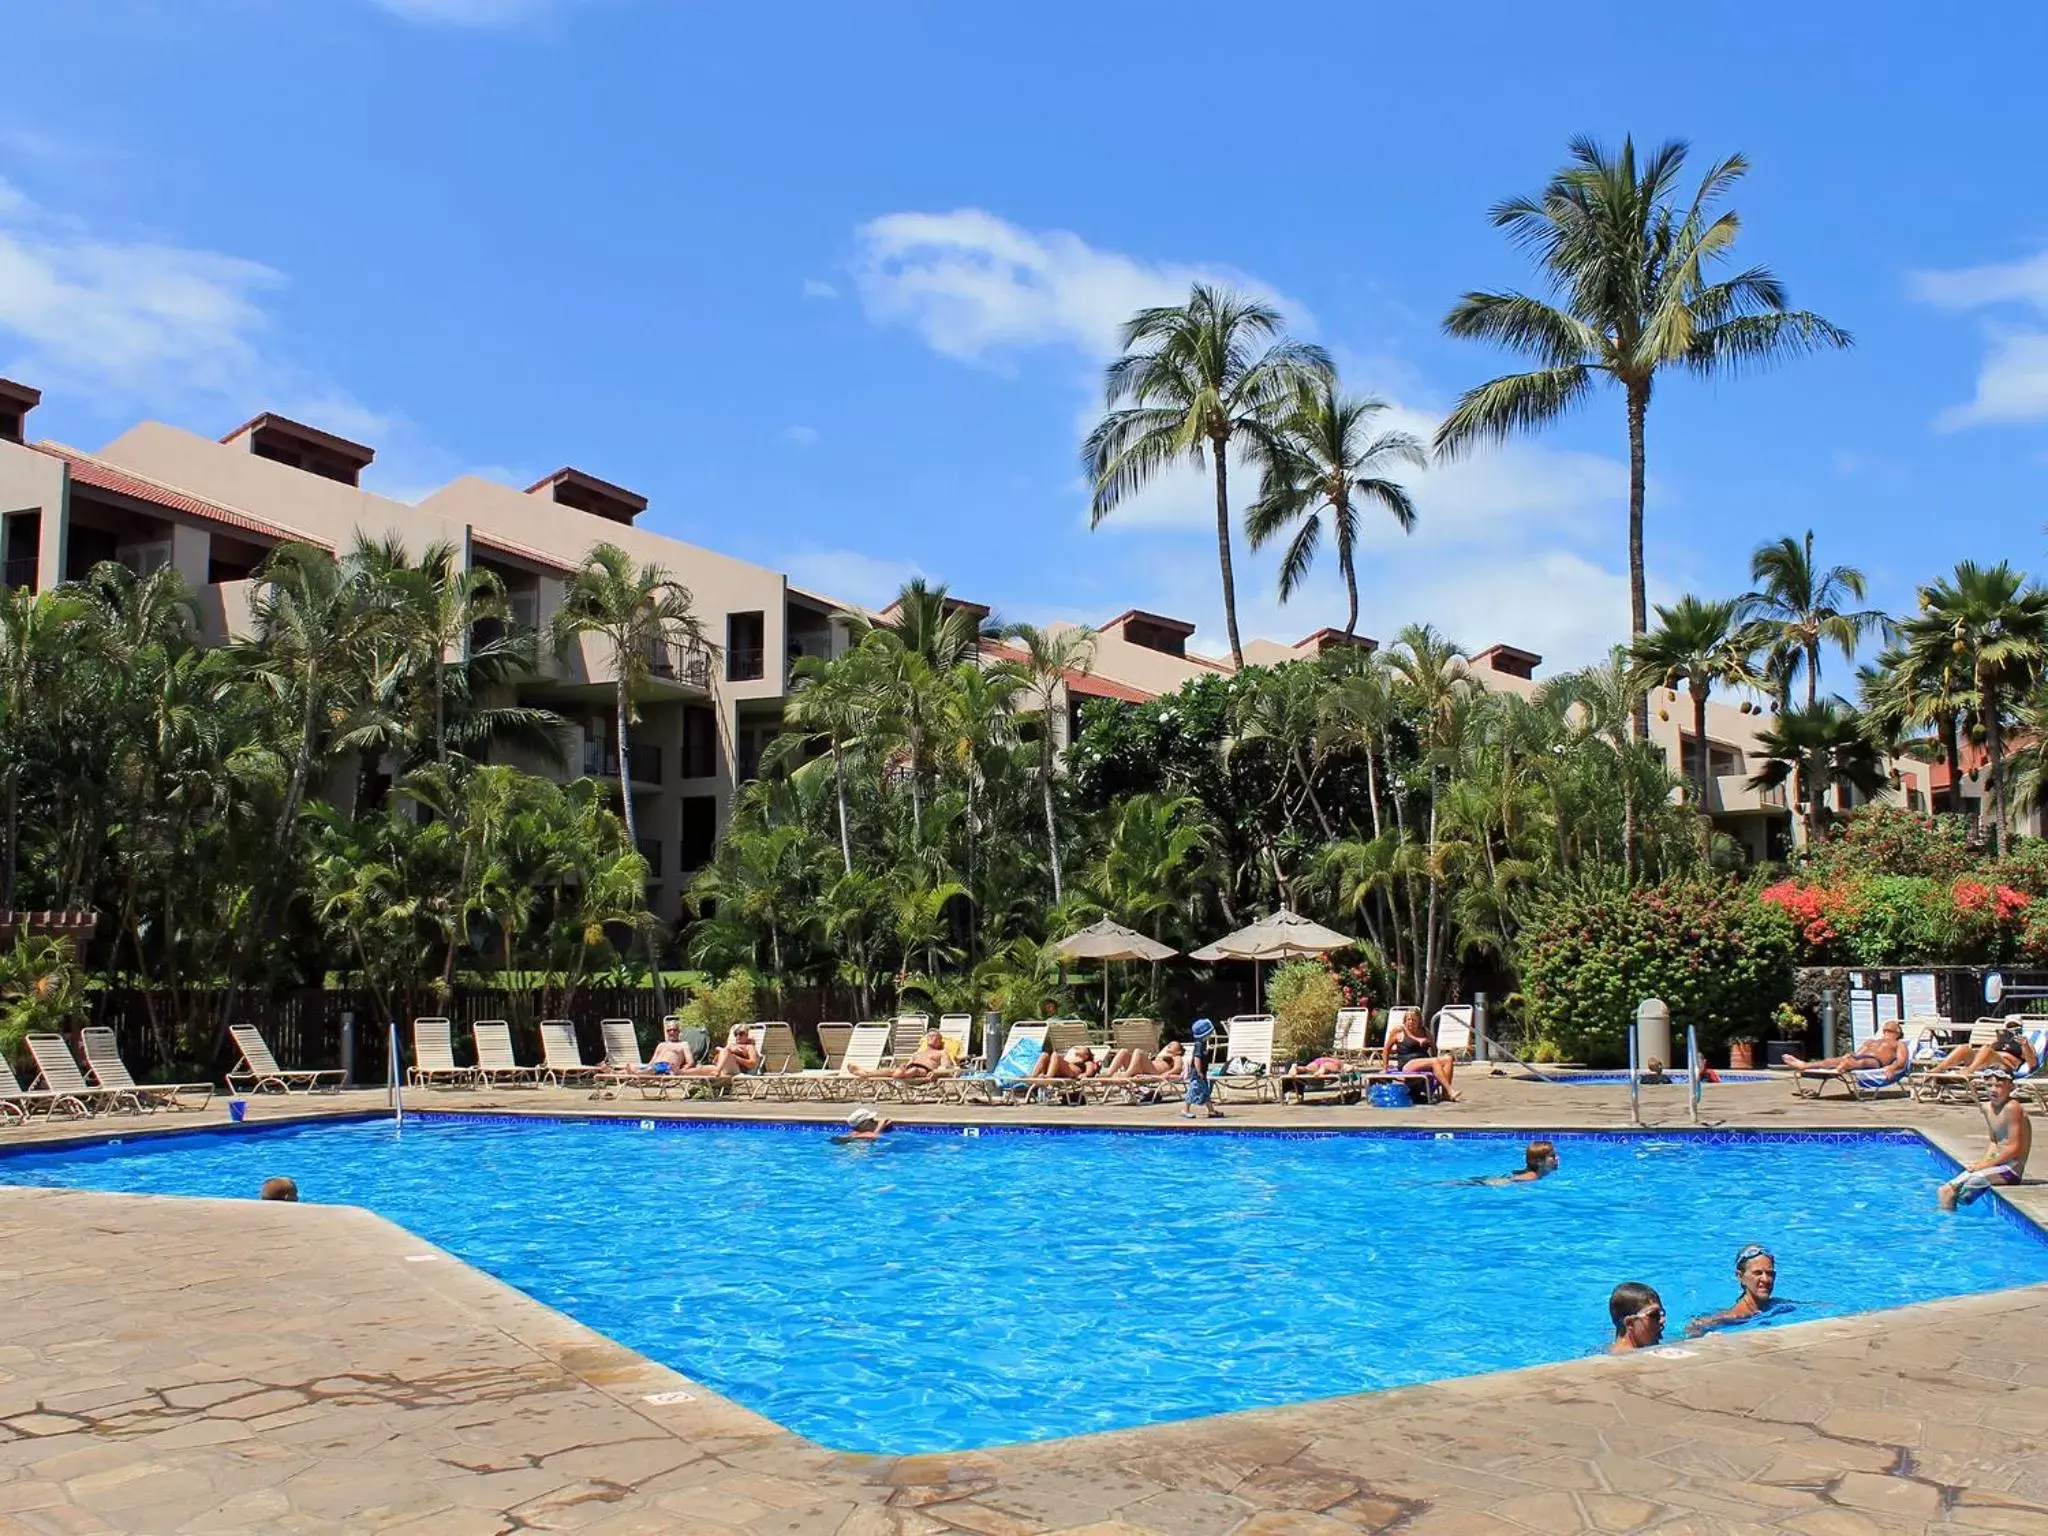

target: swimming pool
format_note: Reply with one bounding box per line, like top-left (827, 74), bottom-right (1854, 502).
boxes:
top-left (4, 1116), bottom-right (2041, 1454)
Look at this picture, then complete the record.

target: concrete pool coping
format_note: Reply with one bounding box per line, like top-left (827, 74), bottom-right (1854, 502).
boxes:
top-left (6, 1080), bottom-right (2048, 1532)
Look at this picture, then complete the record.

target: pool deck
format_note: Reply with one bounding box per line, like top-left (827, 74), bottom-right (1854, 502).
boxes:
top-left (4, 1075), bottom-right (2048, 1534)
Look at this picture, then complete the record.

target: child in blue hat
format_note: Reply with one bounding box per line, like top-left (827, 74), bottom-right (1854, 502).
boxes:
top-left (1182, 1018), bottom-right (1221, 1119)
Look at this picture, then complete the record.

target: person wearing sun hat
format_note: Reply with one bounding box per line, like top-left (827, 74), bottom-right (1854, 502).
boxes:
top-left (1940, 1065), bottom-right (2031, 1211)
top-left (832, 1107), bottom-right (893, 1145)
top-left (1181, 1018), bottom-right (1221, 1120)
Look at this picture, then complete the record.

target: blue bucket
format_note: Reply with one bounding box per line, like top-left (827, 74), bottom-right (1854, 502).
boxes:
top-left (1367, 1080), bottom-right (1412, 1109)
top-left (227, 1099), bottom-right (247, 1123)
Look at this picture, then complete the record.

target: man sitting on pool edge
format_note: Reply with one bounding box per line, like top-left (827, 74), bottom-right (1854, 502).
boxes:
top-left (1940, 1066), bottom-right (2031, 1211)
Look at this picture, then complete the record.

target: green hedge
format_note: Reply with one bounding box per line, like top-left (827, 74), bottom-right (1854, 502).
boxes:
top-left (1517, 878), bottom-right (1795, 1065)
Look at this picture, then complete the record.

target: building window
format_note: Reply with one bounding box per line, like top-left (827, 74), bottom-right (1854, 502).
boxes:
top-left (682, 705), bottom-right (718, 780)
top-left (1680, 736), bottom-right (1742, 781)
top-left (1, 511), bottom-right (38, 591)
top-left (680, 796), bottom-right (717, 872)
top-left (1908, 787), bottom-right (1926, 812)
top-left (727, 611), bottom-right (765, 681)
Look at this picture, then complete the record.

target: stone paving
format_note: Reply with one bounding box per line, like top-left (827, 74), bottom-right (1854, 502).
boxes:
top-left (3, 1074), bottom-right (2047, 1533)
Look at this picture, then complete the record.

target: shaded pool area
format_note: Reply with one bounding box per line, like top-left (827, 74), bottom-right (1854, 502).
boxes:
top-left (3, 1117), bottom-right (2040, 1453)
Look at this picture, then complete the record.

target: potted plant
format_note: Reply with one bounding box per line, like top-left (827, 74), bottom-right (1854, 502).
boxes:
top-left (1727, 1035), bottom-right (1760, 1071)
top-left (1764, 1001), bottom-right (1808, 1067)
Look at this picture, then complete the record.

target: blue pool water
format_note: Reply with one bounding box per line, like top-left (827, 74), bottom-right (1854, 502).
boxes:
top-left (4, 1116), bottom-right (2043, 1453)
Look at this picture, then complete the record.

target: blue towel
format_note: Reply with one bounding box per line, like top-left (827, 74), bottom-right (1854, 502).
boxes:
top-left (988, 1033), bottom-right (1045, 1085)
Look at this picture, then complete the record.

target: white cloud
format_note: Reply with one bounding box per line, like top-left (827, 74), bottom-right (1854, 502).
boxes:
top-left (853, 208), bottom-right (1307, 365)
top-left (0, 183), bottom-right (283, 409)
top-left (801, 279), bottom-right (838, 301)
top-left (1913, 247), bottom-right (2048, 429)
top-left (785, 548), bottom-right (922, 611)
top-left (782, 424), bottom-right (820, 447)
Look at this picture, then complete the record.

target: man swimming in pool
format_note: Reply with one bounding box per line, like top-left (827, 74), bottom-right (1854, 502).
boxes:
top-left (1607, 1282), bottom-right (1665, 1353)
top-left (1685, 1244), bottom-right (1784, 1336)
top-left (1940, 1067), bottom-right (2031, 1211)
top-left (1783, 1019), bottom-right (1908, 1075)
top-left (832, 1108), bottom-right (892, 1144)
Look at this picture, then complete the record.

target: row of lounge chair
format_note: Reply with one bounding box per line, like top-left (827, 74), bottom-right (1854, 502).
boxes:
top-left (1792, 1016), bottom-right (2048, 1104)
top-left (0, 1029), bottom-right (214, 1121)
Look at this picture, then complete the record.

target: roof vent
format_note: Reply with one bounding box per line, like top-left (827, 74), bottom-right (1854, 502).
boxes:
top-left (525, 467), bottom-right (647, 525)
top-left (221, 413), bottom-right (375, 487)
top-left (0, 379), bottom-right (41, 444)
top-left (1103, 609), bottom-right (1196, 657)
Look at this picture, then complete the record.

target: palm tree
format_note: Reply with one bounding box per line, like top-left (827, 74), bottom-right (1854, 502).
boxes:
top-left (1747, 699), bottom-right (1890, 846)
top-left (0, 585), bottom-right (89, 907)
top-left (1902, 561), bottom-right (2048, 841)
top-left (548, 543), bottom-right (704, 862)
top-left (1000, 623), bottom-right (1096, 902)
top-left (1740, 531), bottom-right (1885, 708)
top-left (1084, 284), bottom-right (1330, 666)
top-left (549, 543), bottom-right (706, 1004)
top-left (1629, 596), bottom-right (1754, 815)
top-left (1245, 374), bottom-right (1425, 639)
top-left (1864, 633), bottom-right (1973, 815)
top-left (769, 649), bottom-right (877, 875)
top-left (846, 579), bottom-right (987, 842)
top-left (1434, 135), bottom-right (1850, 725)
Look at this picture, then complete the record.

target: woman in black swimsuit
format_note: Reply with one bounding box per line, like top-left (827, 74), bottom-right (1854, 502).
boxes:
top-left (1931, 1024), bottom-right (2038, 1078)
top-left (1385, 1011), bottom-right (1461, 1101)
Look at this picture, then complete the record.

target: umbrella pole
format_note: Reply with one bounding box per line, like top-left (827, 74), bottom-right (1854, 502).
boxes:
top-left (1103, 965), bottom-right (1110, 1033)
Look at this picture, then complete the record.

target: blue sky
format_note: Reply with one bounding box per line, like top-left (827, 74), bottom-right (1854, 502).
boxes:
top-left (2, 0), bottom-right (2045, 673)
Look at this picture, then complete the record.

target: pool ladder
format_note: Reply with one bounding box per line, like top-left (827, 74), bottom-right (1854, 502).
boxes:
top-left (388, 1021), bottom-right (405, 1129)
top-left (1628, 1023), bottom-right (1703, 1127)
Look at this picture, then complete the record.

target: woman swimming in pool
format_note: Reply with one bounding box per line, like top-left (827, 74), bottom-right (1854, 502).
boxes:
top-left (1685, 1244), bottom-right (1787, 1337)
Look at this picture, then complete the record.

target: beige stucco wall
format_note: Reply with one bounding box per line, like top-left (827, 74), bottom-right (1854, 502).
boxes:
top-left (0, 438), bottom-right (69, 592)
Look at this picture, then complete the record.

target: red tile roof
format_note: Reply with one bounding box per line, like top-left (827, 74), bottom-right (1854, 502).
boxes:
top-left (38, 444), bottom-right (327, 551)
top-left (981, 640), bottom-right (1155, 703)
top-left (471, 531), bottom-right (579, 576)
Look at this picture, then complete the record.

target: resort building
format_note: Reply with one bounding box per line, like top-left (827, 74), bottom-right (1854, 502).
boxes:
top-left (0, 385), bottom-right (859, 919)
top-left (0, 379), bottom-right (1948, 896)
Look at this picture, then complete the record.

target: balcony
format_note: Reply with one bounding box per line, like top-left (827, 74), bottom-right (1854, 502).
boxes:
top-left (726, 645), bottom-right (765, 683)
top-left (581, 740), bottom-right (663, 787)
top-left (2, 556), bottom-right (35, 591)
top-left (1701, 773), bottom-right (1790, 816)
top-left (646, 637), bottom-right (713, 689)
top-left (788, 630), bottom-right (836, 664)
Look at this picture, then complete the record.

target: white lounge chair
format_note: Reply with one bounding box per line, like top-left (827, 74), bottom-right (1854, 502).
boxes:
top-left (939, 1013), bottom-right (977, 1068)
top-left (1335, 1009), bottom-right (1379, 1063)
top-left (407, 1018), bottom-right (479, 1090)
top-left (1, 1053), bottom-right (84, 1120)
top-left (27, 1034), bottom-right (142, 1115)
top-left (227, 1024), bottom-right (344, 1095)
top-left (1215, 1015), bottom-right (1278, 1102)
top-left (78, 1027), bottom-right (213, 1111)
top-left (807, 1023), bottom-right (894, 1101)
top-left (538, 1021), bottom-right (598, 1086)
top-left (591, 1018), bottom-right (653, 1098)
top-left (471, 1021), bottom-right (542, 1087)
top-left (1433, 1006), bottom-right (1475, 1061)
top-left (954, 1024), bottom-right (1051, 1104)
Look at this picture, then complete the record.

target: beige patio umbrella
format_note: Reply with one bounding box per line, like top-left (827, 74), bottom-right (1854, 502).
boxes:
top-left (1052, 918), bottom-right (1179, 1026)
top-left (1189, 908), bottom-right (1355, 1009)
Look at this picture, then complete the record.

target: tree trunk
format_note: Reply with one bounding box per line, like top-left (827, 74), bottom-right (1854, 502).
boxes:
top-left (1805, 639), bottom-right (1819, 710)
top-left (1212, 436), bottom-right (1245, 668)
top-left (1941, 713), bottom-right (1963, 814)
top-left (1342, 555), bottom-right (1360, 641)
top-left (1626, 384), bottom-right (1650, 741)
top-left (1987, 688), bottom-right (2008, 850)
top-left (831, 742), bottom-right (854, 875)
top-left (614, 679), bottom-right (668, 1014)
top-left (1041, 747), bottom-right (1063, 903)
top-left (1692, 686), bottom-right (1712, 814)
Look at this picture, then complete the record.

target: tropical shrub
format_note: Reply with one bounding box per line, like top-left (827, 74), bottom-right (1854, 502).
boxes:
top-left (1268, 959), bottom-right (1341, 1062)
top-left (1517, 878), bottom-right (1794, 1064)
top-left (1800, 807), bottom-right (1976, 886)
top-left (0, 935), bottom-right (85, 1073)
top-left (1760, 870), bottom-right (2032, 966)
top-left (676, 971), bottom-right (757, 1045)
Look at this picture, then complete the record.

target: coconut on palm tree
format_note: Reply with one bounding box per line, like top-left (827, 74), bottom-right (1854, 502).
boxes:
top-left (1747, 699), bottom-right (1889, 846)
top-left (1085, 284), bottom-right (1329, 667)
top-left (1245, 374), bottom-right (1425, 639)
top-left (1739, 531), bottom-right (1885, 708)
top-left (1628, 595), bottom-right (1755, 814)
top-left (1434, 136), bottom-right (1850, 722)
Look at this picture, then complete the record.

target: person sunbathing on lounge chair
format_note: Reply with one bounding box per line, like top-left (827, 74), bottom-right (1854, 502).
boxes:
top-left (649, 1019), bottom-right (697, 1073)
top-left (1930, 1022), bottom-right (2038, 1078)
top-left (1386, 1011), bottom-right (1462, 1102)
top-left (1027, 1045), bottom-right (1100, 1080)
top-left (850, 1029), bottom-right (956, 1080)
top-left (1103, 1041), bottom-right (1184, 1079)
top-left (1685, 1244), bottom-right (1787, 1336)
top-left (674, 1026), bottom-right (760, 1078)
top-left (1783, 1020), bottom-right (1908, 1075)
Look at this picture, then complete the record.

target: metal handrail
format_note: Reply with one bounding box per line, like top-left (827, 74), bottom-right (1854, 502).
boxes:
top-left (1687, 1024), bottom-right (1701, 1124)
top-left (388, 1022), bottom-right (404, 1129)
top-left (1628, 1024), bottom-right (1642, 1126)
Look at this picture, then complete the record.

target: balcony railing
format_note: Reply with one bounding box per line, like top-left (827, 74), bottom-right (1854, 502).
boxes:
top-left (726, 644), bottom-right (765, 683)
top-left (788, 631), bottom-right (835, 663)
top-left (646, 638), bottom-right (713, 688)
top-left (581, 741), bottom-right (663, 785)
top-left (2, 557), bottom-right (35, 591)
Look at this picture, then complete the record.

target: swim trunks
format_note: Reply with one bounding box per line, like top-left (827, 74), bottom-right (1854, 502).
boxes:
top-left (1944, 1164), bottom-right (2021, 1205)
